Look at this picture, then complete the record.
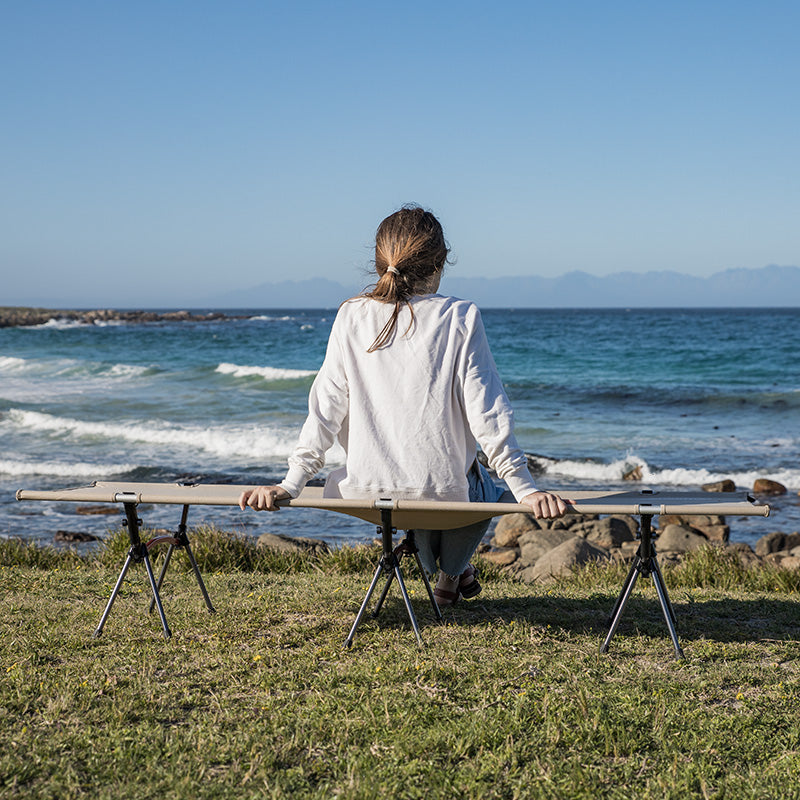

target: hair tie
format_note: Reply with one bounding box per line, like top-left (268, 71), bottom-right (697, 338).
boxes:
top-left (386, 265), bottom-right (400, 276)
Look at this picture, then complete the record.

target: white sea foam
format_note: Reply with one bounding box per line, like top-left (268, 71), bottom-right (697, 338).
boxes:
top-left (215, 362), bottom-right (317, 380)
top-left (543, 454), bottom-right (800, 490)
top-left (33, 318), bottom-right (91, 330)
top-left (0, 459), bottom-right (136, 477)
top-left (0, 356), bottom-right (27, 372)
top-left (4, 408), bottom-right (322, 462)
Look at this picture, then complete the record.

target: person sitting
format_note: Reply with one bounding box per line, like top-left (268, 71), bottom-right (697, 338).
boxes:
top-left (239, 204), bottom-right (567, 605)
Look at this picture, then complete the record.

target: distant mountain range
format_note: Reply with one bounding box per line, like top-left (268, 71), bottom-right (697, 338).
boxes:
top-left (213, 265), bottom-right (800, 308)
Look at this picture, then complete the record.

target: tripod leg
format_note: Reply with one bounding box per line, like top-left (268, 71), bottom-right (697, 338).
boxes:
top-left (142, 551), bottom-right (172, 639)
top-left (607, 556), bottom-right (640, 624)
top-left (651, 568), bottom-right (684, 659)
top-left (413, 551), bottom-right (442, 621)
top-left (94, 552), bottom-right (134, 638)
top-left (651, 557), bottom-right (677, 626)
top-left (183, 541), bottom-right (216, 613)
top-left (148, 544), bottom-right (175, 615)
top-left (393, 561), bottom-right (423, 647)
top-left (371, 570), bottom-right (395, 618)
top-left (344, 561), bottom-right (386, 648)
top-left (600, 560), bottom-right (641, 654)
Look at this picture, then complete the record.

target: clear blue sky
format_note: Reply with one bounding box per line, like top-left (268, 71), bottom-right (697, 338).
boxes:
top-left (2, 0), bottom-right (799, 306)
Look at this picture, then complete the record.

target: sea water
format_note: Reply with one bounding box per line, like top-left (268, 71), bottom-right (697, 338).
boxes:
top-left (1, 307), bottom-right (798, 550)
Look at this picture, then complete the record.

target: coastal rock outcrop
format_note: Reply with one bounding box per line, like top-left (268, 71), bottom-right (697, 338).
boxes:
top-left (257, 531), bottom-right (329, 555)
top-left (0, 306), bottom-right (240, 328)
top-left (485, 509), bottom-right (800, 583)
top-left (753, 479), bottom-right (787, 495)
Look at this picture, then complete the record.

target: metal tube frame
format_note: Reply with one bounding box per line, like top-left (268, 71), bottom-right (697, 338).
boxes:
top-left (94, 502), bottom-right (215, 640)
top-left (600, 514), bottom-right (684, 659)
top-left (344, 509), bottom-right (442, 648)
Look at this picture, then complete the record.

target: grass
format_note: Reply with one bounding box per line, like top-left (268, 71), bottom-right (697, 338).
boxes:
top-left (2, 529), bottom-right (799, 799)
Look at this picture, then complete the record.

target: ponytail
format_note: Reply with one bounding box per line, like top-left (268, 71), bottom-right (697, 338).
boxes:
top-left (363, 205), bottom-right (450, 351)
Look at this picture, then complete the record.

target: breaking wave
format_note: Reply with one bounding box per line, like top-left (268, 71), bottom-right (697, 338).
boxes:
top-left (215, 362), bottom-right (317, 381)
top-left (542, 454), bottom-right (800, 490)
top-left (4, 409), bottom-right (321, 462)
top-left (0, 459), bottom-right (136, 477)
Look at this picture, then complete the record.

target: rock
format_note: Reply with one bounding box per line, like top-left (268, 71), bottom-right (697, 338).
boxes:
top-left (491, 513), bottom-right (540, 548)
top-left (780, 556), bottom-right (800, 571)
top-left (702, 479), bottom-right (736, 492)
top-left (256, 532), bottom-right (329, 555)
top-left (75, 505), bottom-right (119, 516)
top-left (753, 478), bottom-right (787, 495)
top-left (623, 464), bottom-right (643, 481)
top-left (726, 542), bottom-right (761, 569)
top-left (528, 537), bottom-right (610, 583)
top-left (658, 514), bottom-right (729, 543)
top-left (518, 528), bottom-right (576, 566)
top-left (481, 548), bottom-right (519, 567)
top-left (656, 524), bottom-right (709, 553)
top-left (584, 517), bottom-right (636, 549)
top-left (753, 531), bottom-right (800, 556)
top-left (55, 530), bottom-right (99, 543)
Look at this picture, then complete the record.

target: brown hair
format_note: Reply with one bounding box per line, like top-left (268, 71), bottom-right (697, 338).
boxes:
top-left (363, 204), bottom-right (450, 351)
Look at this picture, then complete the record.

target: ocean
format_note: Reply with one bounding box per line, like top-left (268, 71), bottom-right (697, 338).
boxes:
top-left (2, 306), bottom-right (798, 550)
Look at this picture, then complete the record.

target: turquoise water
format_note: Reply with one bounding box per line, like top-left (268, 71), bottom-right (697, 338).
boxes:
top-left (2, 307), bottom-right (798, 548)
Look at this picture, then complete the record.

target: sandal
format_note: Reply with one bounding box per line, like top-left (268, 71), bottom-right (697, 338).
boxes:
top-left (433, 572), bottom-right (460, 607)
top-left (458, 564), bottom-right (482, 599)
top-left (433, 585), bottom-right (460, 607)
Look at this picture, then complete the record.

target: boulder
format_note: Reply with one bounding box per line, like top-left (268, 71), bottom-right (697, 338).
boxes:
top-left (755, 531), bottom-right (789, 556)
top-left (256, 532), bottom-right (329, 555)
top-left (658, 514), bottom-right (729, 543)
top-left (726, 542), bottom-right (761, 569)
top-left (753, 478), bottom-right (787, 495)
top-left (54, 530), bottom-right (99, 543)
top-left (491, 513), bottom-right (540, 548)
top-left (528, 537), bottom-right (610, 583)
top-left (481, 548), bottom-right (519, 567)
top-left (584, 517), bottom-right (636, 550)
top-left (518, 528), bottom-right (576, 566)
top-left (780, 556), bottom-right (800, 571)
top-left (656, 524), bottom-right (709, 553)
top-left (702, 479), bottom-right (737, 492)
top-left (75, 505), bottom-right (119, 516)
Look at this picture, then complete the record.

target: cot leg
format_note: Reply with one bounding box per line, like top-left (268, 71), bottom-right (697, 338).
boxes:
top-left (94, 553), bottom-right (134, 638)
top-left (142, 549), bottom-right (172, 639)
top-left (600, 515), bottom-right (683, 659)
top-left (600, 557), bottom-right (641, 654)
top-left (652, 565), bottom-right (684, 659)
top-left (149, 544), bottom-right (176, 612)
top-left (393, 559), bottom-right (423, 647)
top-left (94, 503), bottom-right (172, 639)
top-left (148, 505), bottom-right (215, 615)
top-left (344, 562), bottom-right (385, 648)
top-left (344, 510), bottom-right (426, 648)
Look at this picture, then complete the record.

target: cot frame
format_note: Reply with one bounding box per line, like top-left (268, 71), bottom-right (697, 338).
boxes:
top-left (17, 482), bottom-right (770, 655)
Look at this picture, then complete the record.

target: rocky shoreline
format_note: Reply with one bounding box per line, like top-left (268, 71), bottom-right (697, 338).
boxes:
top-left (0, 306), bottom-right (243, 328)
top-left (477, 509), bottom-right (800, 584)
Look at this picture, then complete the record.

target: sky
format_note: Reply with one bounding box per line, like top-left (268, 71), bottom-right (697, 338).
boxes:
top-left (2, 0), bottom-right (799, 307)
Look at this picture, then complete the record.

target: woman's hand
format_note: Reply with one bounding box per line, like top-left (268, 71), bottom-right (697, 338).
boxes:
top-left (520, 490), bottom-right (570, 519)
top-left (238, 485), bottom-right (291, 512)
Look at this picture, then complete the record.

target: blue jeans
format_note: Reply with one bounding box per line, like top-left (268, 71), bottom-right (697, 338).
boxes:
top-left (414, 462), bottom-right (506, 577)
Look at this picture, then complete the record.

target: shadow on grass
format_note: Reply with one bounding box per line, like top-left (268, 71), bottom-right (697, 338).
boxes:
top-left (363, 589), bottom-right (800, 648)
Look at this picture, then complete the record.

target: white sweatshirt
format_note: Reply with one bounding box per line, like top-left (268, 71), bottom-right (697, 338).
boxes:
top-left (279, 294), bottom-right (538, 502)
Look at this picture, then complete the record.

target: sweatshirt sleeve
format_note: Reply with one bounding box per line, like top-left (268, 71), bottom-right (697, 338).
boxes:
top-left (457, 306), bottom-right (538, 502)
top-left (279, 315), bottom-right (349, 498)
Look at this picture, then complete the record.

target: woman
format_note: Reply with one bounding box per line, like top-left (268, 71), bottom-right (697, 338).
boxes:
top-left (240, 205), bottom-right (567, 605)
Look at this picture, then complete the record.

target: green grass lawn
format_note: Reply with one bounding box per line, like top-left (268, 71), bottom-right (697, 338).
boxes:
top-left (2, 531), bottom-right (799, 799)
